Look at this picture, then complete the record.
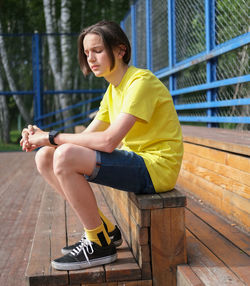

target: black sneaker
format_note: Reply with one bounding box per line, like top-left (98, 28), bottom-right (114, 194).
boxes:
top-left (61, 225), bottom-right (122, 255)
top-left (52, 238), bottom-right (117, 271)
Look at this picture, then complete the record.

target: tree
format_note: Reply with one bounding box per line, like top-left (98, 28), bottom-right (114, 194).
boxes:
top-left (0, 0), bottom-right (131, 142)
top-left (0, 21), bottom-right (31, 124)
top-left (0, 70), bottom-right (9, 143)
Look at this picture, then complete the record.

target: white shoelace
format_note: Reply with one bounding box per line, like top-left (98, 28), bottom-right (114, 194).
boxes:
top-left (70, 237), bottom-right (94, 263)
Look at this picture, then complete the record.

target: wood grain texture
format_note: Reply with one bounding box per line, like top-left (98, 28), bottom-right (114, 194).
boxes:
top-left (150, 207), bottom-right (187, 286)
top-left (186, 230), bottom-right (245, 285)
top-left (182, 125), bottom-right (250, 156)
top-left (177, 265), bottom-right (205, 286)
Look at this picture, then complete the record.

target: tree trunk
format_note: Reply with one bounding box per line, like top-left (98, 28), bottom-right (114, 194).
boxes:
top-left (0, 73), bottom-right (10, 143)
top-left (0, 21), bottom-right (31, 124)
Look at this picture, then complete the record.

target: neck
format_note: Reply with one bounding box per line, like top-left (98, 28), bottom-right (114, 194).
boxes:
top-left (105, 63), bottom-right (128, 87)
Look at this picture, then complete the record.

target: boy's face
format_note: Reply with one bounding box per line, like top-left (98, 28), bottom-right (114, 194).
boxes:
top-left (83, 33), bottom-right (112, 78)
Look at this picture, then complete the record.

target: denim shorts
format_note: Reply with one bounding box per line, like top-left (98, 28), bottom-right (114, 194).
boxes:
top-left (85, 149), bottom-right (156, 195)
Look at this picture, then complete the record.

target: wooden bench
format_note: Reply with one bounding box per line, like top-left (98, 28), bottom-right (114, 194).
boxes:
top-left (178, 125), bottom-right (250, 232)
top-left (26, 183), bottom-right (187, 286)
top-left (99, 185), bottom-right (187, 285)
top-left (176, 187), bottom-right (250, 286)
top-left (175, 125), bottom-right (250, 285)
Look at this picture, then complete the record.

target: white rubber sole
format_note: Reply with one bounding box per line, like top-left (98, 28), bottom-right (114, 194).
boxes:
top-left (51, 253), bottom-right (117, 271)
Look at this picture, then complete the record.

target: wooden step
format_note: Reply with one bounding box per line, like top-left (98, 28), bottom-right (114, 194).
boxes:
top-left (177, 265), bottom-right (204, 286)
top-left (176, 187), bottom-right (250, 286)
top-left (25, 183), bottom-right (145, 286)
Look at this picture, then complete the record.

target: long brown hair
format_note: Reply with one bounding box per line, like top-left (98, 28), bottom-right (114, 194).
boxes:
top-left (78, 20), bottom-right (131, 76)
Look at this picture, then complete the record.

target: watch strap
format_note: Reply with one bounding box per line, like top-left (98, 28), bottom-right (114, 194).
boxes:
top-left (49, 130), bottom-right (59, 146)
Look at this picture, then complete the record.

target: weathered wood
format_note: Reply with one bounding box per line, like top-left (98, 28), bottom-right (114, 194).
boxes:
top-left (182, 125), bottom-right (250, 156)
top-left (0, 152), bottom-right (45, 286)
top-left (65, 195), bottom-right (106, 285)
top-left (128, 189), bottom-right (186, 210)
top-left (186, 209), bottom-right (250, 284)
top-left (183, 150), bottom-right (250, 188)
top-left (186, 197), bottom-right (250, 256)
top-left (181, 159), bottom-right (250, 199)
top-left (100, 186), bottom-right (151, 227)
top-left (26, 188), bottom-right (68, 286)
top-left (186, 230), bottom-right (245, 285)
top-left (151, 207), bottom-right (187, 286)
top-left (105, 240), bottom-right (141, 282)
top-left (178, 167), bottom-right (250, 230)
top-left (177, 265), bottom-right (205, 286)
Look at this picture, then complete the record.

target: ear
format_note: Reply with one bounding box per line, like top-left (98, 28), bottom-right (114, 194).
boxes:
top-left (118, 45), bottom-right (126, 58)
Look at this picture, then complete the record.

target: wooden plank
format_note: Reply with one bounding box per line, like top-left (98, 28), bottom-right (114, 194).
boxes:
top-left (117, 280), bottom-right (152, 285)
top-left (185, 196), bottom-right (250, 256)
top-left (49, 190), bottom-right (69, 285)
top-left (66, 184), bottom-right (106, 285)
top-left (26, 188), bottom-right (68, 286)
top-left (186, 209), bottom-right (250, 284)
top-left (150, 207), bottom-right (187, 286)
top-left (226, 152), bottom-right (250, 173)
top-left (105, 240), bottom-right (141, 282)
top-left (184, 142), bottom-right (227, 164)
top-left (1, 164), bottom-right (45, 286)
top-left (182, 125), bottom-right (250, 156)
top-left (177, 265), bottom-right (205, 286)
top-left (183, 151), bottom-right (250, 187)
top-left (177, 169), bottom-right (250, 230)
top-left (128, 193), bottom-right (163, 210)
top-left (159, 189), bottom-right (186, 208)
top-left (186, 230), bottom-right (245, 285)
top-left (100, 186), bottom-right (150, 227)
top-left (181, 159), bottom-right (250, 199)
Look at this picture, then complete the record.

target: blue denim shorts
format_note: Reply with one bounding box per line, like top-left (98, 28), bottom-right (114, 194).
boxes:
top-left (85, 149), bottom-right (156, 195)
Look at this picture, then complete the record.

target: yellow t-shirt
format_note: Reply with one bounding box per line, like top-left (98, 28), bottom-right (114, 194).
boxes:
top-left (96, 66), bottom-right (183, 192)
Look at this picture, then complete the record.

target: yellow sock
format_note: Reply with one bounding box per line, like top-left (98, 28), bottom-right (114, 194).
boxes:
top-left (85, 223), bottom-right (111, 247)
top-left (98, 208), bottom-right (115, 233)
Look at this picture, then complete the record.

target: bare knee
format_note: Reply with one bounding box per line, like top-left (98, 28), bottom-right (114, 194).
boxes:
top-left (53, 144), bottom-right (75, 177)
top-left (35, 146), bottom-right (55, 174)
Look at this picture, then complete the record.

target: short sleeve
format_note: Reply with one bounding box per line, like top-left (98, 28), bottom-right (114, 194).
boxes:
top-left (121, 73), bottom-right (159, 122)
top-left (95, 91), bottom-right (110, 123)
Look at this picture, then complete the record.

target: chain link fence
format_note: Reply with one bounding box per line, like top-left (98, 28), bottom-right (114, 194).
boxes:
top-left (122, 0), bottom-right (250, 129)
top-left (1, 0), bottom-right (249, 130)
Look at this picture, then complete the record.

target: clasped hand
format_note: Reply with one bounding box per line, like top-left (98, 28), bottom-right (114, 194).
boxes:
top-left (20, 125), bottom-right (48, 152)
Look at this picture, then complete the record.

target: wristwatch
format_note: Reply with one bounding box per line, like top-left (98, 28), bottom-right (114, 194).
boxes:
top-left (49, 130), bottom-right (59, 146)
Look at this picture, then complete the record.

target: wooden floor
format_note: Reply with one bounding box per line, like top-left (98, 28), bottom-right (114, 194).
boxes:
top-left (0, 152), bottom-right (45, 286)
top-left (1, 152), bottom-right (249, 286)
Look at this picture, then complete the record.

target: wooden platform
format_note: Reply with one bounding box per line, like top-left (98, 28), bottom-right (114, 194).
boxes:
top-left (176, 186), bottom-right (250, 286)
top-left (25, 183), bottom-right (147, 286)
top-left (1, 131), bottom-right (249, 286)
top-left (0, 152), bottom-right (45, 286)
top-left (179, 126), bottom-right (250, 232)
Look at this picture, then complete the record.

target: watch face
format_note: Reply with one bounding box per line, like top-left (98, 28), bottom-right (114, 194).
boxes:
top-left (51, 130), bottom-right (59, 136)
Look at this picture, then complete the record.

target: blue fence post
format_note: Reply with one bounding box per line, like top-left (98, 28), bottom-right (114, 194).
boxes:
top-left (168, 0), bottom-right (176, 104)
top-left (146, 0), bottom-right (152, 70)
top-left (205, 0), bottom-right (217, 127)
top-left (32, 32), bottom-right (43, 127)
top-left (131, 3), bottom-right (137, 66)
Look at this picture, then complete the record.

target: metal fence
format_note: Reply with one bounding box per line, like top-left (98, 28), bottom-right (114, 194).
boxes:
top-left (0, 0), bottom-right (249, 131)
top-left (122, 0), bottom-right (250, 129)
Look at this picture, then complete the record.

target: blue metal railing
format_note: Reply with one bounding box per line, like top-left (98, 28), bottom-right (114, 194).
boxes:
top-left (1, 0), bottom-right (249, 130)
top-left (121, 0), bottom-right (250, 127)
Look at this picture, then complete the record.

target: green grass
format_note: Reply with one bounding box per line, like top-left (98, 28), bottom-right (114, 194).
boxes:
top-left (0, 130), bottom-right (22, 152)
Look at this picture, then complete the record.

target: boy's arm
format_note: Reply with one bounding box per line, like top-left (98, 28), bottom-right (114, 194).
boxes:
top-left (26, 113), bottom-right (136, 153)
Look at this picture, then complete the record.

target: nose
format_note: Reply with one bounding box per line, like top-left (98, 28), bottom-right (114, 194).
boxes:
top-left (88, 51), bottom-right (95, 62)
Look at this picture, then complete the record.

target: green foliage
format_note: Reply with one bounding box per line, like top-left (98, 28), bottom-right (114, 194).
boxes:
top-left (0, 129), bottom-right (22, 152)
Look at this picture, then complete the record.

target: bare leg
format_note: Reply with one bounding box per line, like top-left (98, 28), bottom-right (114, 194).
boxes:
top-left (35, 146), bottom-right (66, 199)
top-left (53, 143), bottom-right (102, 230)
